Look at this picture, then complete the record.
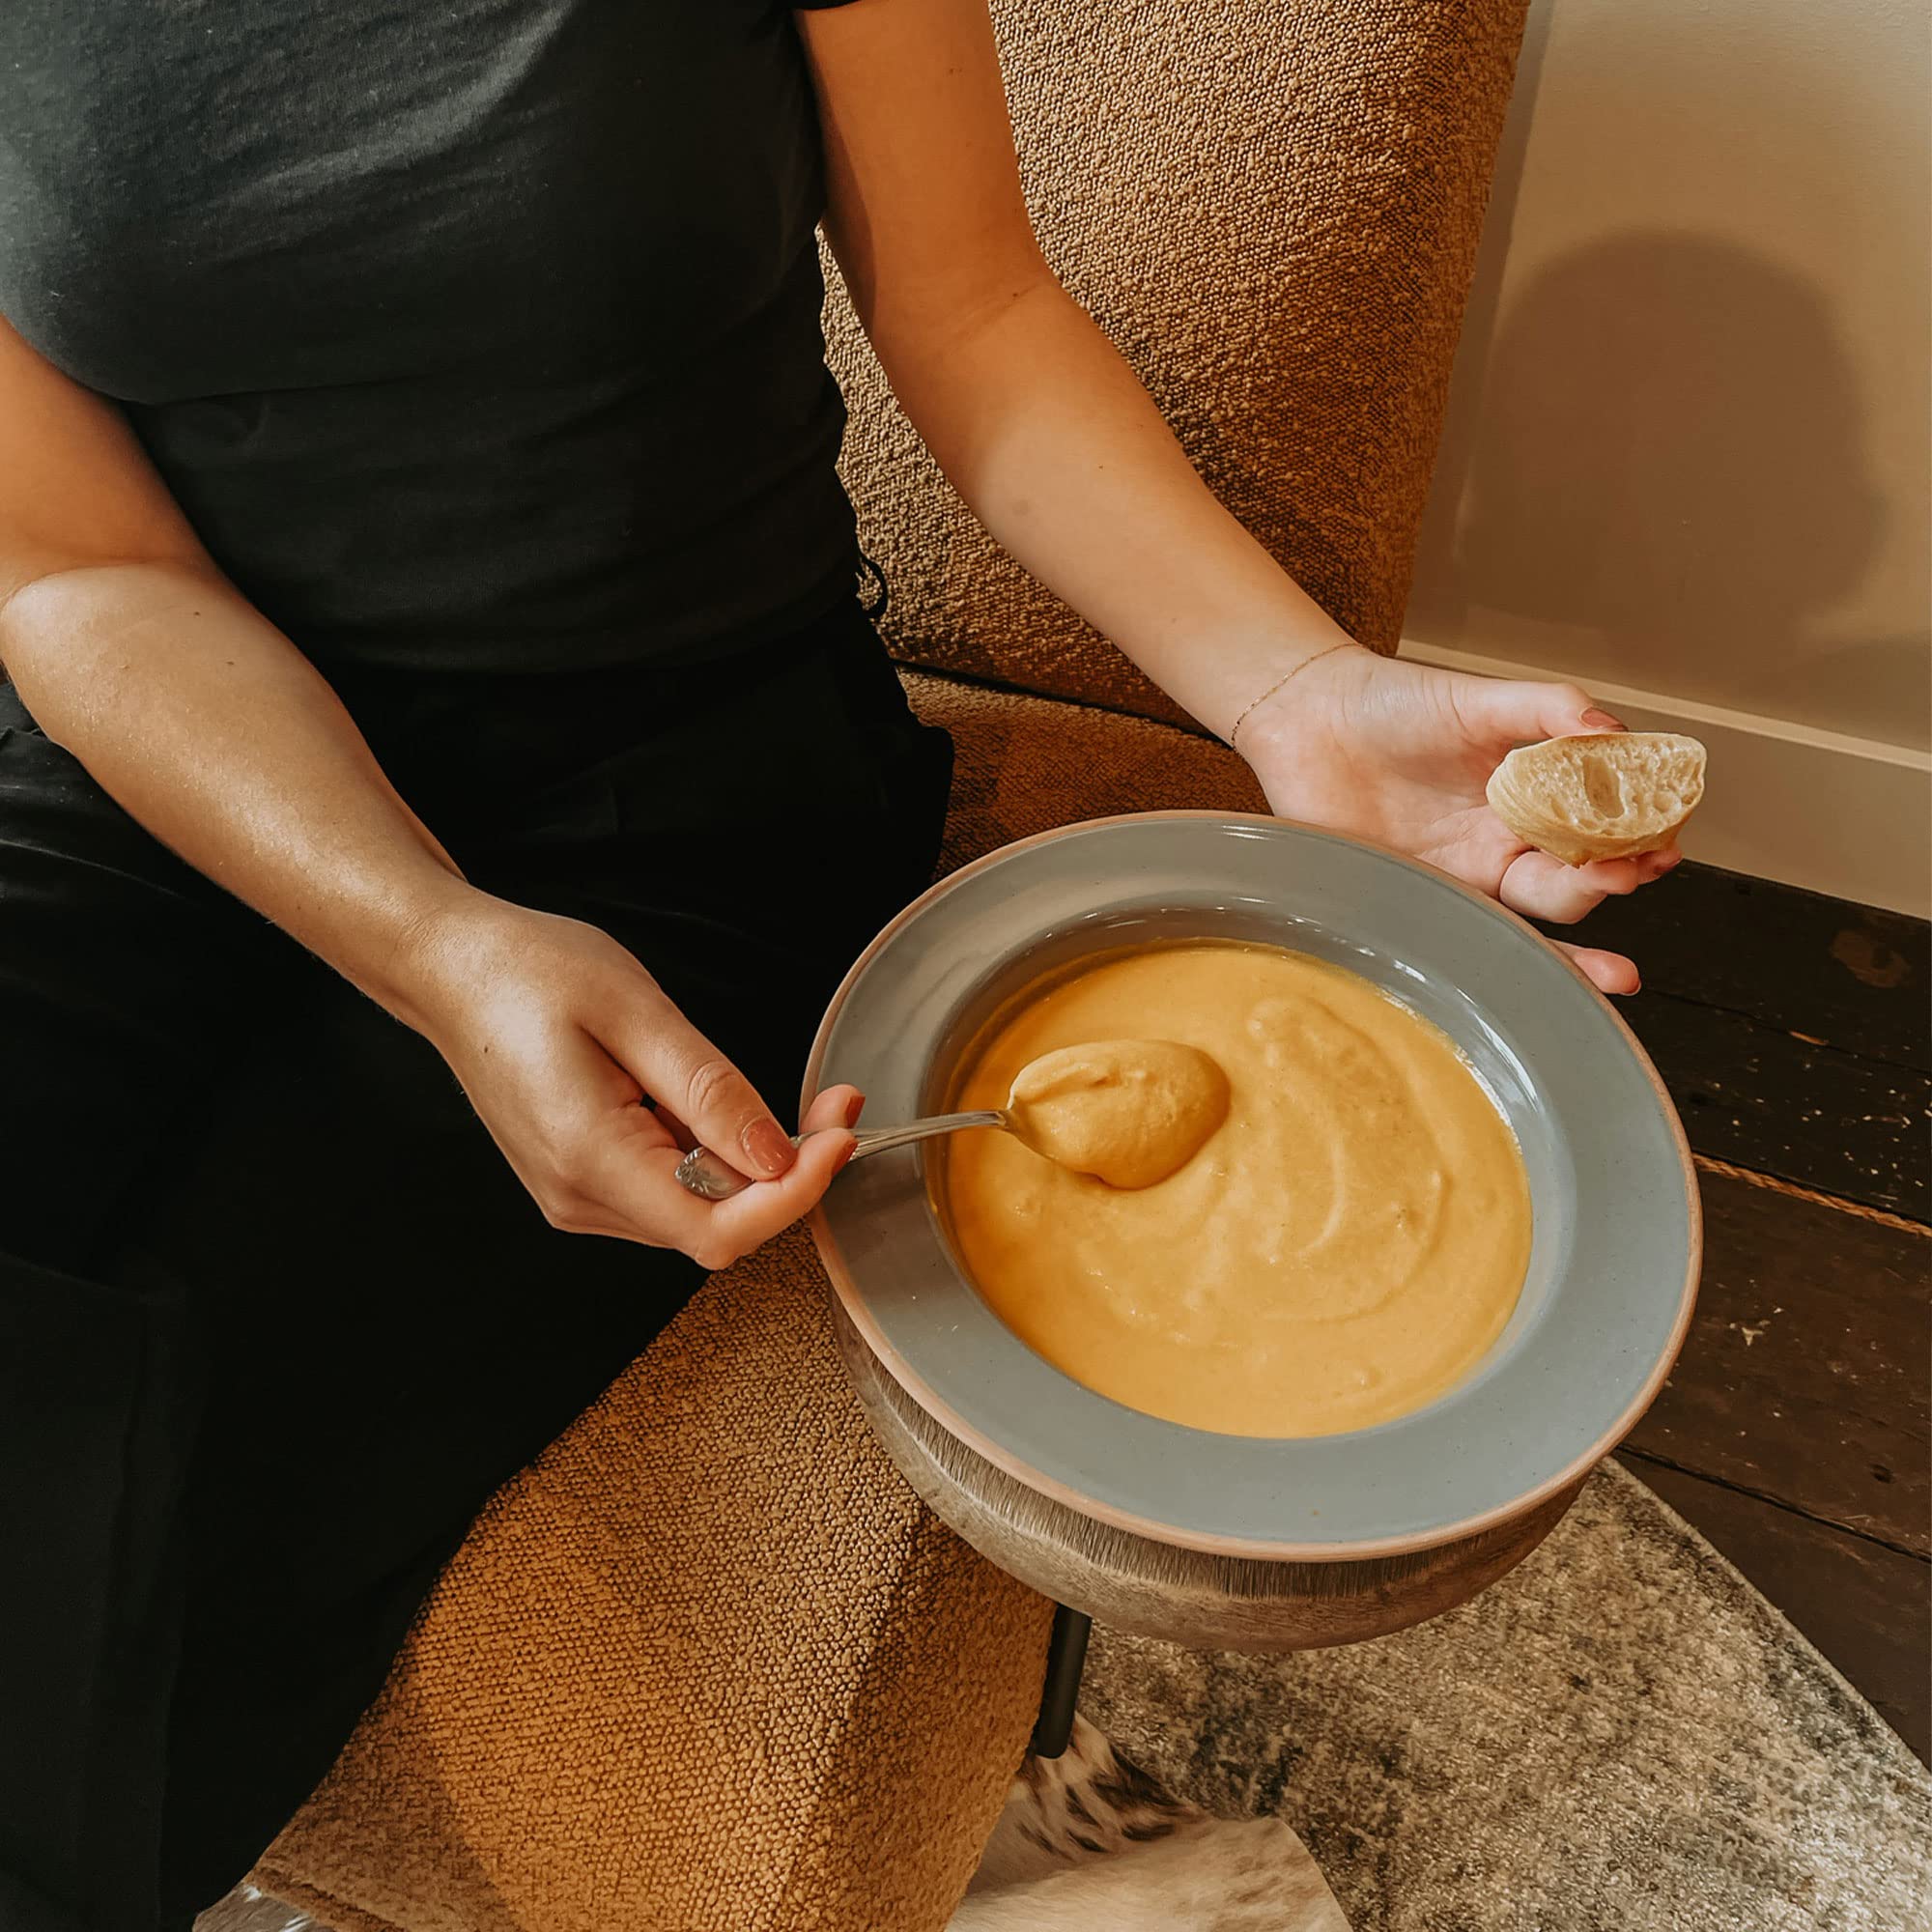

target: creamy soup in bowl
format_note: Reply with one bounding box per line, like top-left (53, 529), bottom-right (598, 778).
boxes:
top-left (937, 940), bottom-right (1533, 1437)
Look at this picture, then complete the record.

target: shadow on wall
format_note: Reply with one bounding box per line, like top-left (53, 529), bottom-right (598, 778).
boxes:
top-left (1434, 232), bottom-right (1926, 742)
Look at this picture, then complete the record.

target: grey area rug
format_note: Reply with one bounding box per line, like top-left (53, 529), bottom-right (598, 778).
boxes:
top-left (1082, 1459), bottom-right (1932, 1932)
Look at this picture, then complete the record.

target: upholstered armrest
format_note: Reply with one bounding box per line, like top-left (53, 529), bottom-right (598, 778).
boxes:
top-left (255, 1227), bottom-right (1050, 1932)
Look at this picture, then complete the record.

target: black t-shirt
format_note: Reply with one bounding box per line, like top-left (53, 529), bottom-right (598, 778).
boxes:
top-left (0, 0), bottom-right (865, 676)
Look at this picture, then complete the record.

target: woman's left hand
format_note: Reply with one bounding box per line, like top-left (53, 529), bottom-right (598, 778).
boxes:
top-left (1236, 647), bottom-right (1680, 996)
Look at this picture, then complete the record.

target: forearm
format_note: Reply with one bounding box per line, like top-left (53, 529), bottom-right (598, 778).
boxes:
top-left (0, 560), bottom-right (476, 1028)
top-left (874, 275), bottom-right (1358, 741)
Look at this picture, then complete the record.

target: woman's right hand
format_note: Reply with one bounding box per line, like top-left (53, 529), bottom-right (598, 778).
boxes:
top-left (398, 893), bottom-right (858, 1270)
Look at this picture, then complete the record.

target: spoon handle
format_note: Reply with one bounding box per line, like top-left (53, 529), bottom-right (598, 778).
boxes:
top-left (847, 1109), bottom-right (1008, 1161)
top-left (672, 1110), bottom-right (1007, 1203)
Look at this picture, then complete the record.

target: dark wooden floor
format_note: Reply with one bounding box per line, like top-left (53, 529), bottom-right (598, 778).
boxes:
top-left (1534, 864), bottom-right (1931, 1762)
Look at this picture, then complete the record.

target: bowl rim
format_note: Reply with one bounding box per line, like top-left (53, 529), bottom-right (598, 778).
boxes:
top-left (805, 809), bottom-right (1702, 1561)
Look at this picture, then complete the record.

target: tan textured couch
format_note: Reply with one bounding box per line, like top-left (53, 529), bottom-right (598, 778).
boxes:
top-left (253, 3), bottom-right (1528, 1926)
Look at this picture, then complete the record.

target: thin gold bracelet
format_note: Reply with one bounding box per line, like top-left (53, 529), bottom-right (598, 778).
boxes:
top-left (1227, 641), bottom-right (1353, 753)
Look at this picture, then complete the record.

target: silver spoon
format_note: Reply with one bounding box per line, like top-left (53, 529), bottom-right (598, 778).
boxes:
top-left (672, 1110), bottom-right (1009, 1202)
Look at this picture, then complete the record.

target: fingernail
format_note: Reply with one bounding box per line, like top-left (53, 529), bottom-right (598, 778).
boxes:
top-left (746, 1119), bottom-right (795, 1178)
top-left (1580, 708), bottom-right (1625, 731)
top-left (844, 1092), bottom-right (866, 1128)
top-left (833, 1135), bottom-right (859, 1176)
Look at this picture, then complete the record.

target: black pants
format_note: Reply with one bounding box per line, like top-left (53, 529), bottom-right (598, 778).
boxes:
top-left (0, 600), bottom-right (952, 1932)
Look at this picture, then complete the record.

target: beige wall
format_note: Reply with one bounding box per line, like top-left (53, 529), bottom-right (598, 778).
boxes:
top-left (1407, 0), bottom-right (1930, 753)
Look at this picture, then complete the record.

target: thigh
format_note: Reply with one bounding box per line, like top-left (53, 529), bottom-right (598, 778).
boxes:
top-left (0, 697), bottom-right (686, 1923)
top-left (155, 613), bottom-right (953, 1908)
top-left (0, 695), bottom-right (289, 1929)
top-left (165, 966), bottom-right (706, 1601)
top-left (155, 939), bottom-right (713, 1916)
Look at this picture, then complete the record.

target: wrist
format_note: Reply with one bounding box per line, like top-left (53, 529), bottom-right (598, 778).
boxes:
top-left (1226, 641), bottom-right (1364, 753)
top-left (1227, 640), bottom-right (1376, 760)
top-left (366, 874), bottom-right (507, 1037)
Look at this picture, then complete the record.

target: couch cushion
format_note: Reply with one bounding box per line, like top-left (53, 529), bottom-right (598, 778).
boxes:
top-left (825, 0), bottom-right (1529, 723)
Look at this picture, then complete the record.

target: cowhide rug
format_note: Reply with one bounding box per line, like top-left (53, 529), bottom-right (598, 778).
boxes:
top-left (952, 1716), bottom-right (1349, 1930)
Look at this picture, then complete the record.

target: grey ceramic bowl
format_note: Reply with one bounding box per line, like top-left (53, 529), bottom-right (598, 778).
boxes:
top-left (804, 812), bottom-right (1699, 1562)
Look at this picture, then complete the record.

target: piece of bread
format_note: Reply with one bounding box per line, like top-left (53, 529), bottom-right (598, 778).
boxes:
top-left (1486, 731), bottom-right (1706, 866)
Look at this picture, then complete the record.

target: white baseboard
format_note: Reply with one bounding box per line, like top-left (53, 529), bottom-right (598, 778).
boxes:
top-left (1399, 639), bottom-right (1931, 919)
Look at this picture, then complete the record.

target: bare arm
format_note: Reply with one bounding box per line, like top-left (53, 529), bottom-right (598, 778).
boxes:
top-left (798, 0), bottom-right (1673, 990)
top-left (0, 321), bottom-right (471, 1026)
top-left (799, 0), bottom-right (1340, 745)
top-left (0, 317), bottom-right (853, 1259)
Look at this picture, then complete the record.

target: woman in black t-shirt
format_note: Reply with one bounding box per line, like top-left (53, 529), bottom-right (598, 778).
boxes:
top-left (0, 1), bottom-right (1670, 1923)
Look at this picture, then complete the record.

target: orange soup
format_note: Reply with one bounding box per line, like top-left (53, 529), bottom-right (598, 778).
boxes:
top-left (939, 942), bottom-right (1532, 1437)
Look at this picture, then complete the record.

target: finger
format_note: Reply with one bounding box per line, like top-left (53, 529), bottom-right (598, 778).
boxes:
top-left (1499, 849), bottom-right (1643, 924)
top-left (576, 1138), bottom-right (731, 1254)
top-left (1472, 677), bottom-right (1626, 746)
top-left (1635, 845), bottom-right (1684, 883)
top-left (574, 1111), bottom-right (849, 1264)
top-left (704, 1125), bottom-right (857, 1258)
top-left (1567, 855), bottom-right (1649, 900)
top-left (658, 1083), bottom-right (862, 1153)
top-left (801, 1083), bottom-right (864, 1135)
top-left (589, 1087), bottom-right (865, 1260)
top-left (603, 989), bottom-right (796, 1182)
top-left (1556, 943), bottom-right (1641, 997)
